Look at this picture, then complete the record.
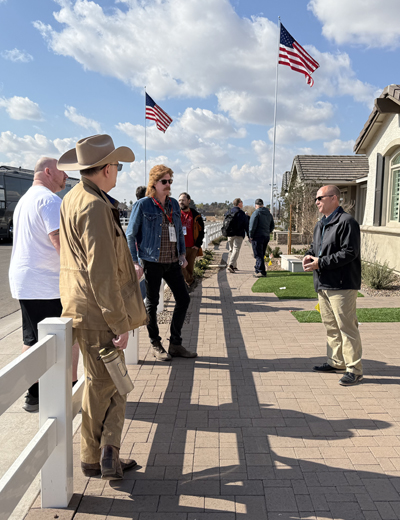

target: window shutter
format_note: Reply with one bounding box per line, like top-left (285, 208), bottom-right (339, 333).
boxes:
top-left (373, 153), bottom-right (384, 226)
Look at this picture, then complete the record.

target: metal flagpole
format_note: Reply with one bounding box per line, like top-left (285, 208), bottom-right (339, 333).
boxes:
top-left (144, 86), bottom-right (147, 185)
top-left (270, 17), bottom-right (281, 217)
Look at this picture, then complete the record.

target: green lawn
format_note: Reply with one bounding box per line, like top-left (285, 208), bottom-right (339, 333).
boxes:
top-left (252, 271), bottom-right (318, 299)
top-left (292, 308), bottom-right (400, 323)
top-left (252, 271), bottom-right (363, 299)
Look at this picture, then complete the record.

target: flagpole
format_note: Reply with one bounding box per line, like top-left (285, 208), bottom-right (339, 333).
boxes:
top-left (270, 17), bottom-right (281, 218)
top-left (144, 86), bottom-right (147, 185)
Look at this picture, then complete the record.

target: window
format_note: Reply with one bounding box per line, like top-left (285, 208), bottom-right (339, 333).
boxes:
top-left (389, 152), bottom-right (400, 222)
top-left (5, 176), bottom-right (22, 201)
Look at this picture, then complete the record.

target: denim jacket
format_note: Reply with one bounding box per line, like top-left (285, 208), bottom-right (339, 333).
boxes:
top-left (126, 196), bottom-right (186, 263)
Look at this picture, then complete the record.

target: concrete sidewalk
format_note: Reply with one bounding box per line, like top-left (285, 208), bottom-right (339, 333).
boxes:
top-left (21, 240), bottom-right (400, 519)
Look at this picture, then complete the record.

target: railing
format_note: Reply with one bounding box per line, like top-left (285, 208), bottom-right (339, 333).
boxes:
top-left (0, 318), bottom-right (85, 520)
top-left (0, 278), bottom-right (166, 518)
top-left (202, 222), bottom-right (223, 249)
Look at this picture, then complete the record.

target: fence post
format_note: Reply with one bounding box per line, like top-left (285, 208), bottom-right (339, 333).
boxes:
top-left (38, 317), bottom-right (73, 508)
top-left (125, 329), bottom-right (138, 365)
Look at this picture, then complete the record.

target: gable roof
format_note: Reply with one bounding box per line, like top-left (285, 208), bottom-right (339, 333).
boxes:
top-left (354, 84), bottom-right (400, 154)
top-left (291, 155), bottom-right (368, 185)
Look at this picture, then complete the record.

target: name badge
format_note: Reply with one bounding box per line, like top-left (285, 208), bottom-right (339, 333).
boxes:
top-left (169, 225), bottom-right (177, 242)
top-left (182, 226), bottom-right (187, 235)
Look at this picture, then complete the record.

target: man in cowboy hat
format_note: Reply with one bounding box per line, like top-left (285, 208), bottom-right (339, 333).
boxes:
top-left (58, 134), bottom-right (147, 480)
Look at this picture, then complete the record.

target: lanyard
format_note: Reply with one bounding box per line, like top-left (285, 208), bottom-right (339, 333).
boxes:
top-left (152, 197), bottom-right (173, 224)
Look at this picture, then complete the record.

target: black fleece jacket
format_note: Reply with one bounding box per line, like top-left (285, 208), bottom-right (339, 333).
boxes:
top-left (306, 206), bottom-right (361, 291)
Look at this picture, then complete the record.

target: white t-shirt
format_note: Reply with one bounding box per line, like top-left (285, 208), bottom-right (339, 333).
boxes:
top-left (9, 186), bottom-right (62, 300)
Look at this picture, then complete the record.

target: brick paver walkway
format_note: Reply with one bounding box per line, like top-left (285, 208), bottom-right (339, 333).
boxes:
top-left (27, 241), bottom-right (400, 520)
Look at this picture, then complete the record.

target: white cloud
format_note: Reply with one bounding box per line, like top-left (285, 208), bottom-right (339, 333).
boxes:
top-left (1, 48), bottom-right (33, 62)
top-left (0, 96), bottom-right (41, 120)
top-left (268, 123), bottom-right (340, 145)
top-left (323, 139), bottom-right (355, 154)
top-left (0, 131), bottom-right (76, 169)
top-left (308, 0), bottom-right (400, 48)
top-left (34, 0), bottom-right (378, 117)
top-left (64, 105), bottom-right (101, 133)
top-left (117, 106), bottom-right (245, 165)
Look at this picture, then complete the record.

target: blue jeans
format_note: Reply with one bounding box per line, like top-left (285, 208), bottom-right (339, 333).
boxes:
top-left (143, 260), bottom-right (190, 345)
top-left (252, 238), bottom-right (269, 274)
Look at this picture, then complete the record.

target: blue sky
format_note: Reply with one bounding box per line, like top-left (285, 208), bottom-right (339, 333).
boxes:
top-left (0, 0), bottom-right (399, 204)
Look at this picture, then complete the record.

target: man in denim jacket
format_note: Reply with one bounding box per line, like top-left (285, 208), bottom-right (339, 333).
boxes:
top-left (127, 165), bottom-right (197, 361)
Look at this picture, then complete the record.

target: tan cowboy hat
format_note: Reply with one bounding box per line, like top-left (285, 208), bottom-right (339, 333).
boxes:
top-left (57, 134), bottom-right (135, 171)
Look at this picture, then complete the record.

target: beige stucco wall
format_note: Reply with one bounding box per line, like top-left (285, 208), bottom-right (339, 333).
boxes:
top-left (361, 226), bottom-right (400, 274)
top-left (361, 112), bottom-right (400, 272)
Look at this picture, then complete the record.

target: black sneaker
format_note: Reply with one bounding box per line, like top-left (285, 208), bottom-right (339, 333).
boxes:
top-left (227, 265), bottom-right (235, 273)
top-left (339, 372), bottom-right (363, 386)
top-left (313, 363), bottom-right (345, 373)
top-left (23, 392), bottom-right (39, 413)
top-left (151, 341), bottom-right (171, 361)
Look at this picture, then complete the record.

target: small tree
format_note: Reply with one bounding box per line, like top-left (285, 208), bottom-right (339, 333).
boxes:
top-left (279, 181), bottom-right (319, 243)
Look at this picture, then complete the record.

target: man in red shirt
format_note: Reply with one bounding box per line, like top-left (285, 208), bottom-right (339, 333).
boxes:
top-left (178, 192), bottom-right (205, 287)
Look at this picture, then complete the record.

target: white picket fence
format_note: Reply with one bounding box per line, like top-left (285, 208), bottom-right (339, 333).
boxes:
top-left (0, 283), bottom-right (164, 518)
top-left (202, 222), bottom-right (223, 249)
top-left (0, 318), bottom-right (83, 519)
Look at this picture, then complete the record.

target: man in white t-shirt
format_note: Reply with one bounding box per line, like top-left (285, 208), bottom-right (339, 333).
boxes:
top-left (9, 157), bottom-right (79, 412)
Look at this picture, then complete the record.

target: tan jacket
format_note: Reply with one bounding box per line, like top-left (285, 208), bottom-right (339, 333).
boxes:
top-left (59, 176), bottom-right (147, 334)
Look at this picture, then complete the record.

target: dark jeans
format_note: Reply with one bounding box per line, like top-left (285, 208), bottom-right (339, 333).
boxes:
top-left (143, 260), bottom-right (190, 345)
top-left (251, 238), bottom-right (269, 274)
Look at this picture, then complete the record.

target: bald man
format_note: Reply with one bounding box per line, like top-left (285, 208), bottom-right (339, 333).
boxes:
top-left (9, 157), bottom-right (79, 412)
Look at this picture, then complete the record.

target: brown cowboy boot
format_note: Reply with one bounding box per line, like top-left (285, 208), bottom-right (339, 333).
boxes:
top-left (100, 445), bottom-right (137, 480)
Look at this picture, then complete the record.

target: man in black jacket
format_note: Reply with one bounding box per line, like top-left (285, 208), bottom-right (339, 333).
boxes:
top-left (179, 192), bottom-right (205, 287)
top-left (225, 198), bottom-right (249, 273)
top-left (249, 198), bottom-right (274, 277)
top-left (303, 185), bottom-right (363, 386)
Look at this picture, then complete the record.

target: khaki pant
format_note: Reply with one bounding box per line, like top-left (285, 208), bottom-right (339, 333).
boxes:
top-left (182, 246), bottom-right (198, 286)
top-left (74, 329), bottom-right (127, 464)
top-left (227, 236), bottom-right (244, 268)
top-left (318, 289), bottom-right (363, 375)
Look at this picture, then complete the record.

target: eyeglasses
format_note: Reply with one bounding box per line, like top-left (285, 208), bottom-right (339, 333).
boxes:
top-left (314, 195), bottom-right (333, 202)
top-left (109, 163), bottom-right (122, 171)
top-left (159, 179), bottom-right (173, 185)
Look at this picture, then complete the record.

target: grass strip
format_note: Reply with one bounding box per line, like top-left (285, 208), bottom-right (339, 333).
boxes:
top-left (252, 271), bottom-right (363, 299)
top-left (292, 308), bottom-right (400, 323)
top-left (252, 271), bottom-right (318, 299)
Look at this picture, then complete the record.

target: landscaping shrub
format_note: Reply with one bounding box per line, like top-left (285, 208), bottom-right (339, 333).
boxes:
top-left (193, 249), bottom-right (214, 278)
top-left (291, 246), bottom-right (309, 255)
top-left (212, 235), bottom-right (228, 245)
top-left (362, 260), bottom-right (397, 290)
top-left (266, 245), bottom-right (281, 258)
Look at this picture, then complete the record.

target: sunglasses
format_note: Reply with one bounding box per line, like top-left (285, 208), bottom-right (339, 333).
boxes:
top-left (314, 195), bottom-right (333, 202)
top-left (160, 179), bottom-right (173, 185)
top-left (109, 163), bottom-right (122, 171)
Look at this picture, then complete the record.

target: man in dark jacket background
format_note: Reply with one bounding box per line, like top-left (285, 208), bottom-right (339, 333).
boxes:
top-left (226, 198), bottom-right (249, 273)
top-left (179, 192), bottom-right (205, 287)
top-left (249, 198), bottom-right (274, 277)
top-left (303, 185), bottom-right (363, 386)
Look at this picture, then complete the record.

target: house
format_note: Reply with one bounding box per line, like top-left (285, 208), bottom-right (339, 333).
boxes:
top-left (285, 155), bottom-right (369, 220)
top-left (354, 84), bottom-right (400, 273)
top-left (281, 155), bottom-right (368, 244)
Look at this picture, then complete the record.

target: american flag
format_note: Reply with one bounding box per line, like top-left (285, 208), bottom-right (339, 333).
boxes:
top-left (279, 24), bottom-right (319, 87)
top-left (145, 93), bottom-right (173, 133)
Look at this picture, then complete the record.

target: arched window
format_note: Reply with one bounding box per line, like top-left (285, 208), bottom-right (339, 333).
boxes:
top-left (389, 152), bottom-right (400, 222)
